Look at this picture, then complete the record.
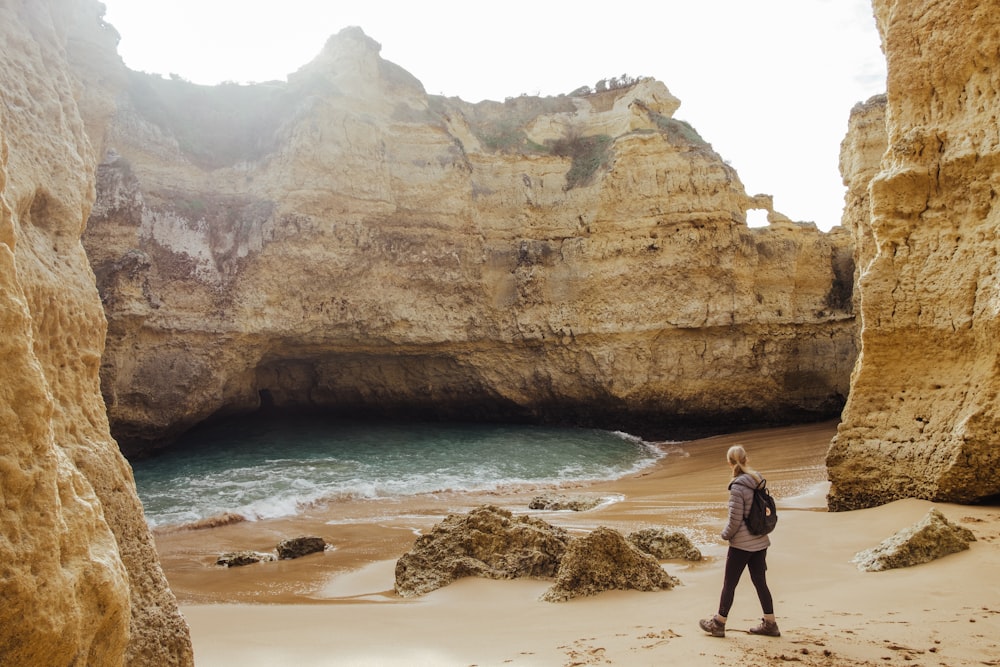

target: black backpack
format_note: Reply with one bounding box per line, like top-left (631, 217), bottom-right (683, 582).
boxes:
top-left (731, 476), bottom-right (778, 536)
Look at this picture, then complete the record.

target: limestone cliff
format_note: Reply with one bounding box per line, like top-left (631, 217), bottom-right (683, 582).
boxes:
top-left (0, 0), bottom-right (192, 664)
top-left (84, 27), bottom-right (857, 454)
top-left (828, 0), bottom-right (1000, 508)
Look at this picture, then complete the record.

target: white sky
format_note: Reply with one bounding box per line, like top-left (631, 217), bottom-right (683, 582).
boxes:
top-left (100, 0), bottom-right (886, 231)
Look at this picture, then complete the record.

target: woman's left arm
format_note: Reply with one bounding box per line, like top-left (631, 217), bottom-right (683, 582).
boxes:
top-left (721, 485), bottom-right (745, 541)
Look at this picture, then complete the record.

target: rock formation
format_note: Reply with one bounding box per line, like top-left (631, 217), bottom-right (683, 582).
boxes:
top-left (838, 94), bottom-right (887, 312)
top-left (828, 0), bottom-right (1000, 509)
top-left (853, 508), bottom-right (976, 572)
top-left (82, 27), bottom-right (857, 454)
top-left (277, 535), bottom-right (328, 560)
top-left (529, 493), bottom-right (606, 511)
top-left (627, 528), bottom-right (702, 561)
top-left (0, 1), bottom-right (192, 664)
top-left (216, 551), bottom-right (277, 567)
top-left (540, 526), bottom-right (680, 602)
top-left (393, 506), bottom-right (679, 602)
top-left (394, 505), bottom-right (570, 597)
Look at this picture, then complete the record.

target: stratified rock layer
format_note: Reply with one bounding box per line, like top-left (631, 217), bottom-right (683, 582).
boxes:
top-left (0, 1), bottom-right (192, 664)
top-left (84, 27), bottom-right (857, 453)
top-left (853, 508), bottom-right (976, 572)
top-left (828, 0), bottom-right (1000, 509)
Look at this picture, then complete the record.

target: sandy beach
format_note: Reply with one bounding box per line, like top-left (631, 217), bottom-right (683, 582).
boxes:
top-left (155, 421), bottom-right (1000, 666)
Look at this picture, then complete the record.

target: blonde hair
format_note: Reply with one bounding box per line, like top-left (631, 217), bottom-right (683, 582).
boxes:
top-left (727, 445), bottom-right (761, 482)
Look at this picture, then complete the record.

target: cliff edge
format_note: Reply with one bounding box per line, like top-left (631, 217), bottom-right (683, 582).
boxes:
top-left (0, 1), bottom-right (193, 663)
top-left (828, 0), bottom-right (1000, 508)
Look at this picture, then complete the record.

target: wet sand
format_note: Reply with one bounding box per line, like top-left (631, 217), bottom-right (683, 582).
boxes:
top-left (156, 421), bottom-right (1000, 665)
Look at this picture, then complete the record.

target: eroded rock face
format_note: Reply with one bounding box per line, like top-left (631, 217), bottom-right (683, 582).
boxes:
top-left (853, 508), bottom-right (976, 572)
top-left (0, 1), bottom-right (192, 664)
top-left (83, 27), bottom-right (857, 454)
top-left (839, 94), bottom-right (887, 310)
top-left (541, 526), bottom-right (680, 602)
top-left (828, 0), bottom-right (1000, 509)
top-left (394, 505), bottom-right (570, 597)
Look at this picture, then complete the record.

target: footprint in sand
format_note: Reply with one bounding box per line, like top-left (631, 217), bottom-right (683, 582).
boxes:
top-left (636, 628), bottom-right (681, 650)
top-left (559, 639), bottom-right (610, 666)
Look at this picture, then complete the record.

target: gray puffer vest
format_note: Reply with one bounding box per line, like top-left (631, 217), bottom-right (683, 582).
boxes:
top-left (720, 473), bottom-right (771, 552)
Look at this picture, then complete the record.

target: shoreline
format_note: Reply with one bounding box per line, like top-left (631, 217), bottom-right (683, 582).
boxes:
top-left (153, 421), bottom-right (832, 604)
top-left (139, 421), bottom-right (668, 532)
top-left (157, 421), bottom-right (1000, 665)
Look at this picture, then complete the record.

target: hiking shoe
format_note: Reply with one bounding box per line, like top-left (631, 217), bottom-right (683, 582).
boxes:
top-left (699, 616), bottom-right (726, 637)
top-left (748, 618), bottom-right (781, 637)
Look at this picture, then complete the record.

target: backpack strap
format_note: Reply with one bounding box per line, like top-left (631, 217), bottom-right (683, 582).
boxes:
top-left (728, 474), bottom-right (765, 490)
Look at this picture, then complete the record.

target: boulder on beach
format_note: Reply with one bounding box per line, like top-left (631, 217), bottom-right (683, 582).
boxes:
top-left (853, 508), bottom-right (977, 572)
top-left (627, 528), bottom-right (702, 561)
top-left (541, 526), bottom-right (680, 602)
top-left (394, 505), bottom-right (571, 597)
top-left (528, 494), bottom-right (605, 511)
top-left (216, 551), bottom-right (277, 568)
top-left (277, 536), bottom-right (328, 560)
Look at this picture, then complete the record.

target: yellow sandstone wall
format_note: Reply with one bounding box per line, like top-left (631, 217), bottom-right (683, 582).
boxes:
top-left (0, 1), bottom-right (193, 663)
top-left (828, 0), bottom-right (1000, 508)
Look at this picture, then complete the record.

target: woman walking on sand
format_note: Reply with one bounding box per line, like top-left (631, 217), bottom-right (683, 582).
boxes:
top-left (699, 444), bottom-right (780, 638)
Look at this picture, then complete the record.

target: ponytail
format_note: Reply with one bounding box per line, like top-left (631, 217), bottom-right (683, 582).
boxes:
top-left (727, 445), bottom-right (761, 482)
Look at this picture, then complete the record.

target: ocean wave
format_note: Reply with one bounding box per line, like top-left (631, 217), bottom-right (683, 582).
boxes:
top-left (135, 422), bottom-right (670, 528)
top-left (153, 512), bottom-right (247, 533)
top-left (610, 430), bottom-right (644, 444)
top-left (610, 430), bottom-right (687, 459)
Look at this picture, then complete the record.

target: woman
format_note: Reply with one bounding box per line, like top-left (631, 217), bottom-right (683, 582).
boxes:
top-left (699, 444), bottom-right (780, 638)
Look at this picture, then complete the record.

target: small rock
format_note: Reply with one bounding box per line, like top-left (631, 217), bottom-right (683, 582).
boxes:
top-left (627, 528), bottom-right (702, 561)
top-left (529, 494), bottom-right (604, 511)
top-left (216, 550), bottom-right (276, 567)
top-left (541, 526), bottom-right (680, 602)
top-left (853, 508), bottom-right (976, 572)
top-left (277, 536), bottom-right (327, 560)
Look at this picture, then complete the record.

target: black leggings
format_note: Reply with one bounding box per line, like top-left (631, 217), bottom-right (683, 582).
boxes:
top-left (718, 546), bottom-right (774, 618)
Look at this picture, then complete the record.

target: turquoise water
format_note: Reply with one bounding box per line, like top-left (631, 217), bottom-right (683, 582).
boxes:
top-left (131, 416), bottom-right (663, 528)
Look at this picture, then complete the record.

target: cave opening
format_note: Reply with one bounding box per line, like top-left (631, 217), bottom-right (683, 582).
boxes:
top-left (238, 352), bottom-right (838, 448)
top-left (248, 353), bottom-right (535, 425)
top-left (116, 351), bottom-right (849, 460)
